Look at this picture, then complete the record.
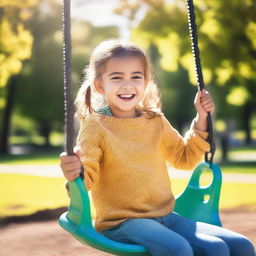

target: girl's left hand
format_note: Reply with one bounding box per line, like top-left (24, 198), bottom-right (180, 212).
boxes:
top-left (194, 89), bottom-right (215, 117)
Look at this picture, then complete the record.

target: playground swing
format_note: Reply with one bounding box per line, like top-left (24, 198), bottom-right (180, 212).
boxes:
top-left (59, 0), bottom-right (223, 255)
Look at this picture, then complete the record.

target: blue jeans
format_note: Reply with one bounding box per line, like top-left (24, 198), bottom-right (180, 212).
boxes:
top-left (103, 212), bottom-right (255, 256)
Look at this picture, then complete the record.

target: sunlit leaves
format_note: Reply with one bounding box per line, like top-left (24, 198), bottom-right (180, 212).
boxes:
top-left (215, 61), bottom-right (234, 85)
top-left (0, 20), bottom-right (33, 87)
top-left (180, 52), bottom-right (196, 84)
top-left (238, 62), bottom-right (254, 79)
top-left (245, 21), bottom-right (256, 49)
top-left (215, 119), bottom-right (227, 132)
top-left (131, 29), bottom-right (151, 50)
top-left (200, 14), bottom-right (220, 43)
top-left (0, 1), bottom-right (37, 88)
top-left (0, 0), bottom-right (37, 8)
top-left (156, 33), bottom-right (180, 72)
top-left (227, 87), bottom-right (250, 106)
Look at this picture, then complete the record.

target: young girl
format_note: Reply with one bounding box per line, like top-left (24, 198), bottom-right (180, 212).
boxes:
top-left (60, 39), bottom-right (255, 256)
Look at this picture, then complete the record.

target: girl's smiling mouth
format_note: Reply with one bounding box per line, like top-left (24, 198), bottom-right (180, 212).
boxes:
top-left (118, 94), bottom-right (136, 100)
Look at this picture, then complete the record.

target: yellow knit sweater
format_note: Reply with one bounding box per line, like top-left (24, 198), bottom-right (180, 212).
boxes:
top-left (76, 112), bottom-right (210, 233)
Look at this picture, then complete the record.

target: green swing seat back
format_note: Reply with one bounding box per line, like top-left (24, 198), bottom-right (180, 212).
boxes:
top-left (59, 162), bottom-right (222, 256)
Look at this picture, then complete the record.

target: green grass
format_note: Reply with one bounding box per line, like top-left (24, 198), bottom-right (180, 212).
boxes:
top-left (220, 162), bottom-right (256, 173)
top-left (0, 174), bottom-right (68, 218)
top-left (0, 173), bottom-right (255, 219)
top-left (1, 153), bottom-right (256, 173)
top-left (231, 146), bottom-right (256, 152)
top-left (0, 152), bottom-right (60, 164)
top-left (171, 179), bottom-right (256, 210)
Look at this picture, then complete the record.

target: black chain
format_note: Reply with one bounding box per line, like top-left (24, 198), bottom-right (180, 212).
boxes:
top-left (62, 0), bottom-right (74, 156)
top-left (185, 0), bottom-right (216, 164)
top-left (62, 0), bottom-right (84, 179)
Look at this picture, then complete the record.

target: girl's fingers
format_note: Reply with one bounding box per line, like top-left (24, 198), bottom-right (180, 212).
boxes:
top-left (194, 90), bottom-right (202, 105)
top-left (70, 169), bottom-right (81, 178)
top-left (60, 153), bottom-right (80, 163)
top-left (201, 92), bottom-right (215, 107)
top-left (60, 151), bottom-right (67, 157)
top-left (60, 151), bottom-right (83, 181)
top-left (194, 91), bottom-right (204, 113)
top-left (64, 172), bottom-right (77, 181)
top-left (202, 103), bottom-right (215, 112)
top-left (60, 161), bottom-right (81, 171)
top-left (202, 101), bottom-right (213, 108)
top-left (73, 146), bottom-right (81, 157)
top-left (65, 167), bottom-right (81, 176)
top-left (201, 99), bottom-right (213, 107)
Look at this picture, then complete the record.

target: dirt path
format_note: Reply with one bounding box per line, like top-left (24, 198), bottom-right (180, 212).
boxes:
top-left (0, 207), bottom-right (255, 256)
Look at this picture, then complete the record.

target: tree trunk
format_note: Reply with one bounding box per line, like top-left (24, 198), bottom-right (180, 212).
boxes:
top-left (0, 76), bottom-right (17, 154)
top-left (220, 134), bottom-right (229, 162)
top-left (243, 103), bottom-right (253, 145)
top-left (39, 122), bottom-right (51, 146)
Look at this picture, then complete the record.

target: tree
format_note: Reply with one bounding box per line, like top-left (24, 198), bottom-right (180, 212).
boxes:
top-left (116, 0), bottom-right (256, 144)
top-left (14, 0), bottom-right (119, 146)
top-left (0, 1), bottom-right (35, 153)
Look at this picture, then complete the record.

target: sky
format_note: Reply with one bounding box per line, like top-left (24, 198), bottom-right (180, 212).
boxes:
top-left (71, 0), bottom-right (131, 38)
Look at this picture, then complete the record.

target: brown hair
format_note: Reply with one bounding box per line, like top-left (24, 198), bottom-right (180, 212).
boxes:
top-left (75, 39), bottom-right (162, 119)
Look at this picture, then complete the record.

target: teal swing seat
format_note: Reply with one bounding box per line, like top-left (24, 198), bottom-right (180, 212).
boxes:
top-left (59, 161), bottom-right (222, 256)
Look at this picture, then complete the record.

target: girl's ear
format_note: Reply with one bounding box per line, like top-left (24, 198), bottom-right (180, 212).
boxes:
top-left (94, 79), bottom-right (104, 94)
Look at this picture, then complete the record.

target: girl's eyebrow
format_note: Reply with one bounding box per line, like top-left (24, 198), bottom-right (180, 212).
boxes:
top-left (108, 71), bottom-right (144, 76)
top-left (109, 72), bottom-right (123, 77)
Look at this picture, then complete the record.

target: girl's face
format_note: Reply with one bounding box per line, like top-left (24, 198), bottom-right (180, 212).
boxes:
top-left (95, 56), bottom-right (146, 118)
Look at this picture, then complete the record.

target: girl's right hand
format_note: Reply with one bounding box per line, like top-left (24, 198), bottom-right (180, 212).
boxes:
top-left (60, 148), bottom-right (82, 181)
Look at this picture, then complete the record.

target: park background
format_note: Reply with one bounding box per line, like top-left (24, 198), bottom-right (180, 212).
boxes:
top-left (0, 0), bottom-right (256, 255)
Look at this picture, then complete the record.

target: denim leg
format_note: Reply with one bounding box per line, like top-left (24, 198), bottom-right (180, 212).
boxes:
top-left (195, 221), bottom-right (256, 256)
top-left (162, 212), bottom-right (255, 256)
top-left (103, 218), bottom-right (193, 256)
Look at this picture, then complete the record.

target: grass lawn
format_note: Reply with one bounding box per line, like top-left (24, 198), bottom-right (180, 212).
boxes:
top-left (0, 174), bottom-right (68, 218)
top-left (0, 173), bottom-right (255, 219)
top-left (219, 162), bottom-right (256, 173)
top-left (1, 147), bottom-right (255, 172)
top-left (0, 152), bottom-right (61, 165)
top-left (171, 179), bottom-right (256, 210)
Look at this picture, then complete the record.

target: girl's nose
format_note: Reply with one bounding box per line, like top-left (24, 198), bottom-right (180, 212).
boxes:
top-left (122, 79), bottom-right (133, 89)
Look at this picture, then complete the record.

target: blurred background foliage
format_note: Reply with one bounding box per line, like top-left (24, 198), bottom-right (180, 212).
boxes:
top-left (0, 0), bottom-right (256, 162)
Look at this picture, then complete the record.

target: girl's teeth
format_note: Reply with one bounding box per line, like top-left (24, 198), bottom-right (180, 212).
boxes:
top-left (119, 94), bottom-right (134, 98)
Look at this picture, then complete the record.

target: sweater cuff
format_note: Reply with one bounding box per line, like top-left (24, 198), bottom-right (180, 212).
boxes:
top-left (187, 118), bottom-right (210, 152)
top-left (190, 118), bottom-right (209, 140)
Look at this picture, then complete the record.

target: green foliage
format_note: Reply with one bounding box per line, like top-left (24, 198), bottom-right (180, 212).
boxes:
top-left (9, 0), bottom-right (119, 145)
top-left (159, 66), bottom-right (196, 131)
top-left (130, 0), bottom-right (256, 95)
top-left (117, 0), bottom-right (256, 142)
top-left (71, 20), bottom-right (119, 89)
top-left (14, 0), bottom-right (64, 140)
top-left (0, 1), bottom-right (36, 89)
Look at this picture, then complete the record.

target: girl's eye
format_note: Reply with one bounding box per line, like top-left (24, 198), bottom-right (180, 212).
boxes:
top-left (132, 76), bottom-right (142, 79)
top-left (111, 76), bottom-right (122, 80)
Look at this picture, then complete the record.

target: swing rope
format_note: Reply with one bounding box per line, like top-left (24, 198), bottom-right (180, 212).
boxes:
top-left (185, 0), bottom-right (216, 164)
top-left (62, 0), bottom-right (74, 156)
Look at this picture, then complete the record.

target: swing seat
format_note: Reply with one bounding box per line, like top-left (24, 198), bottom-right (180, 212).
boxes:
top-left (59, 162), bottom-right (222, 256)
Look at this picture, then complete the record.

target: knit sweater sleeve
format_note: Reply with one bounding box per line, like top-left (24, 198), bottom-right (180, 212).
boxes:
top-left (160, 115), bottom-right (210, 170)
top-left (76, 117), bottom-right (103, 191)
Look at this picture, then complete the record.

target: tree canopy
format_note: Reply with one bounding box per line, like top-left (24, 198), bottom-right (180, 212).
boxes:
top-left (117, 0), bottom-right (256, 141)
top-left (0, 1), bottom-right (35, 89)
